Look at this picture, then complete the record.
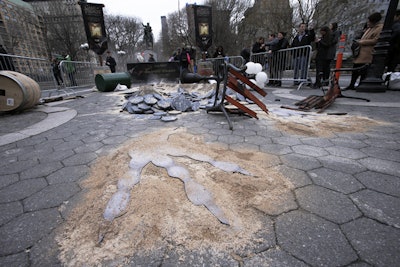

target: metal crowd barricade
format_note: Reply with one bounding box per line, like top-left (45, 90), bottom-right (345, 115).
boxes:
top-left (250, 45), bottom-right (313, 89)
top-left (0, 53), bottom-right (98, 97)
top-left (205, 56), bottom-right (245, 77)
top-left (59, 60), bottom-right (96, 90)
top-left (0, 53), bottom-right (58, 91)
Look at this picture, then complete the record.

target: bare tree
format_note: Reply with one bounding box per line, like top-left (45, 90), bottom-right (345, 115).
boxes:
top-left (34, 1), bottom-right (86, 59)
top-left (105, 15), bottom-right (143, 53)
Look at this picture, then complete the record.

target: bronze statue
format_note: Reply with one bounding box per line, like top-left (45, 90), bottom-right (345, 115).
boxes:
top-left (143, 23), bottom-right (153, 49)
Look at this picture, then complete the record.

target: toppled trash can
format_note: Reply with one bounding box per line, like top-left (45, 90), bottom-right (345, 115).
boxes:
top-left (95, 72), bottom-right (131, 92)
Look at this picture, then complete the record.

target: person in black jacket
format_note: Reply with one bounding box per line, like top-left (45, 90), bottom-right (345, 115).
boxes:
top-left (312, 26), bottom-right (332, 88)
top-left (269, 32), bottom-right (289, 86)
top-left (386, 10), bottom-right (400, 72)
top-left (252, 37), bottom-right (267, 65)
top-left (291, 23), bottom-right (315, 85)
top-left (105, 51), bottom-right (117, 73)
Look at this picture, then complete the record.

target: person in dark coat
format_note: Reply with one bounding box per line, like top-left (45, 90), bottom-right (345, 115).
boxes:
top-left (213, 45), bottom-right (225, 58)
top-left (312, 26), bottom-right (332, 88)
top-left (252, 37), bottom-right (267, 65)
top-left (386, 9), bottom-right (400, 72)
top-left (268, 31), bottom-right (289, 86)
top-left (0, 44), bottom-right (15, 71)
top-left (328, 22), bottom-right (341, 67)
top-left (51, 58), bottom-right (63, 86)
top-left (105, 51), bottom-right (117, 73)
top-left (291, 23), bottom-right (315, 85)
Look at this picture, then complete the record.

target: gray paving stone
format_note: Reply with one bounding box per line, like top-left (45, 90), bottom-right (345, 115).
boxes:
top-left (0, 159), bottom-right (39, 176)
top-left (342, 217), bottom-right (400, 266)
top-left (276, 210), bottom-right (357, 266)
top-left (359, 157), bottom-right (400, 177)
top-left (355, 171), bottom-right (400, 197)
top-left (296, 185), bottom-right (362, 224)
top-left (0, 174), bottom-right (19, 189)
top-left (53, 140), bottom-right (85, 151)
top-left (243, 248), bottom-right (308, 267)
top-left (101, 135), bottom-right (129, 145)
top-left (0, 252), bottom-right (28, 267)
top-left (29, 230), bottom-right (62, 267)
top-left (272, 136), bottom-right (302, 146)
top-left (0, 202), bottom-right (23, 226)
top-left (260, 144), bottom-right (293, 155)
top-left (300, 137), bottom-right (334, 148)
top-left (280, 154), bottom-right (321, 171)
top-left (360, 146), bottom-right (400, 162)
top-left (217, 134), bottom-right (244, 144)
top-left (274, 165), bottom-right (312, 188)
top-left (292, 144), bottom-right (329, 157)
top-left (324, 146), bottom-right (367, 160)
top-left (36, 149), bottom-right (75, 163)
top-left (46, 165), bottom-right (89, 184)
top-left (20, 161), bottom-right (63, 180)
top-left (73, 141), bottom-right (104, 153)
top-left (350, 189), bottom-right (400, 228)
top-left (232, 128), bottom-right (257, 137)
top-left (62, 152), bottom-right (97, 166)
top-left (17, 146), bottom-right (54, 161)
top-left (308, 168), bottom-right (364, 194)
top-left (0, 208), bottom-right (61, 256)
top-left (23, 183), bottom-right (81, 211)
top-left (363, 138), bottom-right (400, 150)
top-left (244, 135), bottom-right (273, 146)
top-left (0, 178), bottom-right (47, 203)
top-left (318, 155), bottom-right (367, 174)
top-left (330, 137), bottom-right (368, 149)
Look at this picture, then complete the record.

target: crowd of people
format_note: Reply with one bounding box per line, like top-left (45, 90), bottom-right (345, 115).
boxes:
top-left (168, 9), bottom-right (399, 89)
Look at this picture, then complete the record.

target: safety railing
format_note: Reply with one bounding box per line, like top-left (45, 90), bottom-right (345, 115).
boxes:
top-left (1, 53), bottom-right (58, 91)
top-left (204, 56), bottom-right (246, 76)
top-left (250, 45), bottom-right (313, 89)
top-left (0, 53), bottom-right (98, 97)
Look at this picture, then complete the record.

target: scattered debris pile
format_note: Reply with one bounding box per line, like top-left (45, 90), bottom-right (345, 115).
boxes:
top-left (119, 84), bottom-right (260, 121)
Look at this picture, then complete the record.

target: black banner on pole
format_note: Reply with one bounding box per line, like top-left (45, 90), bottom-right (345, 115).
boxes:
top-left (193, 5), bottom-right (212, 52)
top-left (79, 2), bottom-right (108, 55)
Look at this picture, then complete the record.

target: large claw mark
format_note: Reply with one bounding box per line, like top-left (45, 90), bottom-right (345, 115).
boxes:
top-left (103, 149), bottom-right (252, 225)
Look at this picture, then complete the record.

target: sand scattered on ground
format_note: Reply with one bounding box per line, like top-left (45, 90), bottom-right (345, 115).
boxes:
top-left (57, 128), bottom-right (292, 266)
top-left (57, 84), bottom-right (389, 265)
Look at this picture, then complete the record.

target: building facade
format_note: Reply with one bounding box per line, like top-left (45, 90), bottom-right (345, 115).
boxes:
top-left (0, 0), bottom-right (48, 58)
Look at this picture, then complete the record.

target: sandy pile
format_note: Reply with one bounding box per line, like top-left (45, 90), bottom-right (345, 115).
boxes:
top-left (57, 128), bottom-right (291, 266)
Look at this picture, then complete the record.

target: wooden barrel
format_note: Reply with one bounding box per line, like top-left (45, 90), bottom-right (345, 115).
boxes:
top-left (0, 71), bottom-right (41, 112)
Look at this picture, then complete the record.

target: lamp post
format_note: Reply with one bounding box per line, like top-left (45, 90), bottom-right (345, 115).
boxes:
top-left (356, 0), bottom-right (399, 92)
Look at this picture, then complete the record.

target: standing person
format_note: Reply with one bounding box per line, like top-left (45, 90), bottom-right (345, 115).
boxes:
top-left (148, 53), bottom-right (156, 62)
top-left (252, 37), bottom-right (267, 65)
top-left (213, 45), bottom-right (225, 58)
top-left (64, 54), bottom-right (77, 86)
top-left (291, 22), bottom-right (315, 85)
top-left (268, 31), bottom-right (289, 86)
top-left (105, 51), bottom-right (117, 73)
top-left (386, 9), bottom-right (400, 72)
top-left (329, 22), bottom-right (341, 71)
top-left (312, 26), bottom-right (332, 88)
top-left (344, 12), bottom-right (383, 90)
top-left (51, 58), bottom-right (63, 86)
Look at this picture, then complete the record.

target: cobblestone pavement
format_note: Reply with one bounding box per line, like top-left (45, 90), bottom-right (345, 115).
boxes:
top-left (0, 83), bottom-right (400, 266)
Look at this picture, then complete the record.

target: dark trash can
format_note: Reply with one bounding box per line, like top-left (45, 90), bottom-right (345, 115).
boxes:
top-left (95, 72), bottom-right (131, 92)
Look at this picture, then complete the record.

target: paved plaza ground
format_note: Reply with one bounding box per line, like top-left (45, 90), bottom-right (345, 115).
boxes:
top-left (1, 78), bottom-right (399, 266)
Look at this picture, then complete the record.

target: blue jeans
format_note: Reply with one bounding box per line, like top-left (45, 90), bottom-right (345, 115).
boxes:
top-left (293, 56), bottom-right (308, 81)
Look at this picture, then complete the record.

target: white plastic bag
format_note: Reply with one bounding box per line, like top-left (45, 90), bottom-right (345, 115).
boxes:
top-left (383, 72), bottom-right (400, 90)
